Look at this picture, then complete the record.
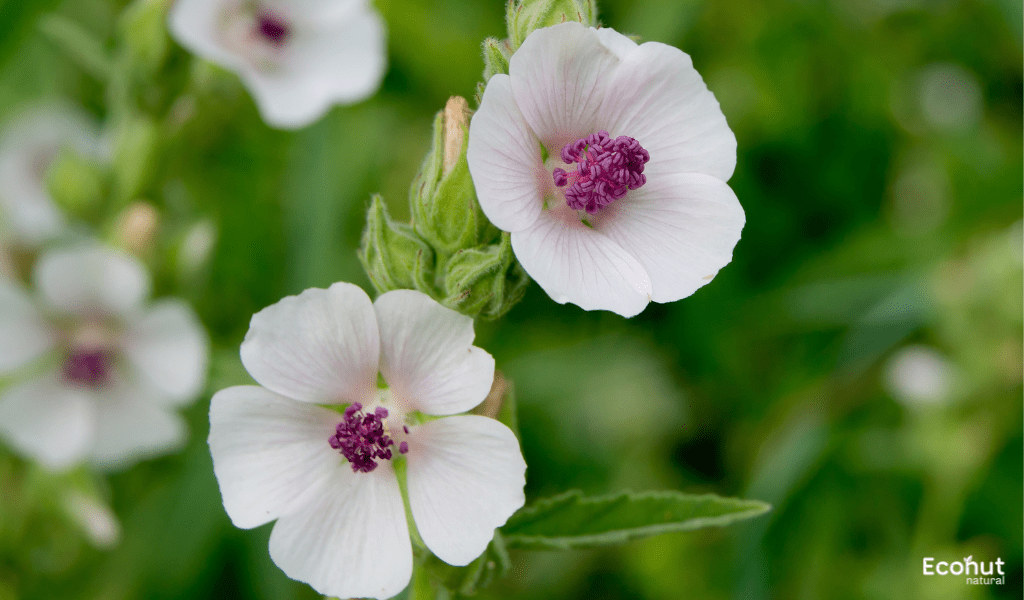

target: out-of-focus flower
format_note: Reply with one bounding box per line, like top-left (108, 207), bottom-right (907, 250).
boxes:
top-left (0, 104), bottom-right (101, 247)
top-left (884, 344), bottom-right (955, 408)
top-left (0, 244), bottom-right (209, 471)
top-left (209, 284), bottom-right (525, 599)
top-left (467, 22), bottom-right (745, 317)
top-left (169, 0), bottom-right (387, 129)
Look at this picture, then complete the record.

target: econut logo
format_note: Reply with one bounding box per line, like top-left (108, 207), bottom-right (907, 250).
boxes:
top-left (923, 556), bottom-right (1005, 585)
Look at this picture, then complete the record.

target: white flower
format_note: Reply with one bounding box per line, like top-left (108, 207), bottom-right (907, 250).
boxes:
top-left (169, 0), bottom-right (387, 129)
top-left (0, 103), bottom-right (100, 247)
top-left (467, 22), bottom-right (745, 317)
top-left (209, 284), bottom-right (526, 599)
top-left (0, 244), bottom-right (209, 470)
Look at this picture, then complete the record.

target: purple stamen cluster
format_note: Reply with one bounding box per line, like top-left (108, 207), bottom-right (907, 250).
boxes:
top-left (552, 131), bottom-right (650, 214)
top-left (329, 403), bottom-right (398, 473)
top-left (256, 13), bottom-right (290, 46)
top-left (63, 350), bottom-right (111, 387)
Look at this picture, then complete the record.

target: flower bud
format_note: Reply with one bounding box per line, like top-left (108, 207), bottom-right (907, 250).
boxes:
top-left (506, 0), bottom-right (597, 50)
top-left (45, 147), bottom-right (107, 217)
top-left (114, 201), bottom-right (159, 256)
top-left (410, 97), bottom-right (478, 257)
top-left (442, 232), bottom-right (529, 320)
top-left (359, 195), bottom-right (435, 294)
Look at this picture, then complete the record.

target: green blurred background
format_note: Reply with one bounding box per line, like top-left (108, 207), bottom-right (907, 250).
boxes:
top-left (0, 0), bottom-right (1020, 598)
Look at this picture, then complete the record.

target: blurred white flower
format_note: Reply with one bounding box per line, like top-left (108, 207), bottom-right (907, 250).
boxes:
top-left (169, 0), bottom-right (387, 129)
top-left (209, 284), bottom-right (525, 599)
top-left (467, 22), bottom-right (745, 317)
top-left (0, 244), bottom-right (209, 471)
top-left (0, 104), bottom-right (101, 247)
top-left (884, 344), bottom-right (955, 407)
top-left (918, 62), bottom-right (983, 133)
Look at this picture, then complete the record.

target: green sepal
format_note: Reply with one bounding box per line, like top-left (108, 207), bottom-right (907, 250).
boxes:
top-left (501, 490), bottom-right (771, 550)
top-left (410, 105), bottom-right (478, 258)
top-left (442, 232), bottom-right (529, 320)
top-left (38, 13), bottom-right (114, 82)
top-left (506, 0), bottom-right (598, 51)
top-left (45, 148), bottom-right (108, 219)
top-left (358, 194), bottom-right (437, 295)
top-left (481, 37), bottom-right (512, 82)
top-left (419, 531), bottom-right (510, 598)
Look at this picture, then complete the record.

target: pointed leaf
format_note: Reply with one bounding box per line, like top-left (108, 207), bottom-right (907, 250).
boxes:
top-left (502, 490), bottom-right (770, 550)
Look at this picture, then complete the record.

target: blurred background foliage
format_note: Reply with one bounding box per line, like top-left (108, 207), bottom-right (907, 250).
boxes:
top-left (0, 0), bottom-right (1020, 598)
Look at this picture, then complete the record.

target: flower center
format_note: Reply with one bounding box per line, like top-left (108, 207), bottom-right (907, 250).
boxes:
top-left (551, 131), bottom-right (650, 214)
top-left (63, 350), bottom-right (112, 387)
top-left (329, 402), bottom-right (409, 473)
top-left (255, 12), bottom-right (290, 46)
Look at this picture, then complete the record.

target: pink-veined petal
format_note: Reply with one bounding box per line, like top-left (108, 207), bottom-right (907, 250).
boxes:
top-left (592, 173), bottom-right (745, 303)
top-left (509, 22), bottom-right (621, 153)
top-left (168, 0), bottom-right (245, 71)
top-left (406, 416), bottom-right (526, 566)
top-left (511, 205), bottom-right (652, 317)
top-left (597, 41), bottom-right (736, 181)
top-left (374, 290), bottom-right (494, 416)
top-left (240, 283), bottom-right (379, 404)
top-left (0, 368), bottom-right (95, 470)
top-left (268, 463), bottom-right (412, 600)
top-left (208, 385), bottom-right (344, 529)
top-left (122, 299), bottom-right (209, 406)
top-left (467, 74), bottom-right (547, 233)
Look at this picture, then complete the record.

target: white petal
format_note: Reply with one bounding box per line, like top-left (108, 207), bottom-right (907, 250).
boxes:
top-left (34, 245), bottom-right (150, 317)
top-left (593, 173), bottom-right (745, 303)
top-left (597, 41), bottom-right (737, 181)
top-left (242, 6), bottom-right (386, 128)
top-left (511, 205), bottom-right (652, 317)
top-left (167, 0), bottom-right (246, 71)
top-left (89, 373), bottom-right (187, 470)
top-left (467, 75), bottom-right (547, 232)
top-left (122, 299), bottom-right (209, 406)
top-left (593, 26), bottom-right (638, 60)
top-left (509, 22), bottom-right (621, 152)
top-left (374, 290), bottom-right (494, 416)
top-left (0, 279), bottom-right (54, 374)
top-left (0, 369), bottom-right (95, 470)
top-left (240, 283), bottom-right (379, 404)
top-left (268, 464), bottom-right (412, 600)
top-left (406, 416), bottom-right (526, 566)
top-left (208, 385), bottom-right (344, 529)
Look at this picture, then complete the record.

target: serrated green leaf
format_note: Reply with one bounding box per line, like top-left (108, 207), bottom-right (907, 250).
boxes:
top-left (502, 490), bottom-right (770, 550)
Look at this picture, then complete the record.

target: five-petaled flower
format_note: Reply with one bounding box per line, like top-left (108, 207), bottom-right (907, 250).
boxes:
top-left (467, 22), bottom-right (746, 317)
top-left (0, 244), bottom-right (209, 470)
top-left (169, 0), bottom-right (387, 129)
top-left (208, 283), bottom-right (526, 599)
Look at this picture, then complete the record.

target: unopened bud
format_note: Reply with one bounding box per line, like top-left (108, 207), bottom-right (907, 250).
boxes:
top-left (410, 99), bottom-right (478, 256)
top-left (443, 96), bottom-right (470, 176)
top-left (507, 0), bottom-right (597, 51)
top-left (46, 148), bottom-right (106, 217)
top-left (115, 201), bottom-right (159, 255)
top-left (442, 232), bottom-right (529, 319)
top-left (359, 195), bottom-right (435, 294)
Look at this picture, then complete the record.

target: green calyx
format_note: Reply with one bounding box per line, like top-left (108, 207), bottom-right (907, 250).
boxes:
top-left (358, 97), bottom-right (529, 320)
top-left (506, 0), bottom-right (598, 51)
